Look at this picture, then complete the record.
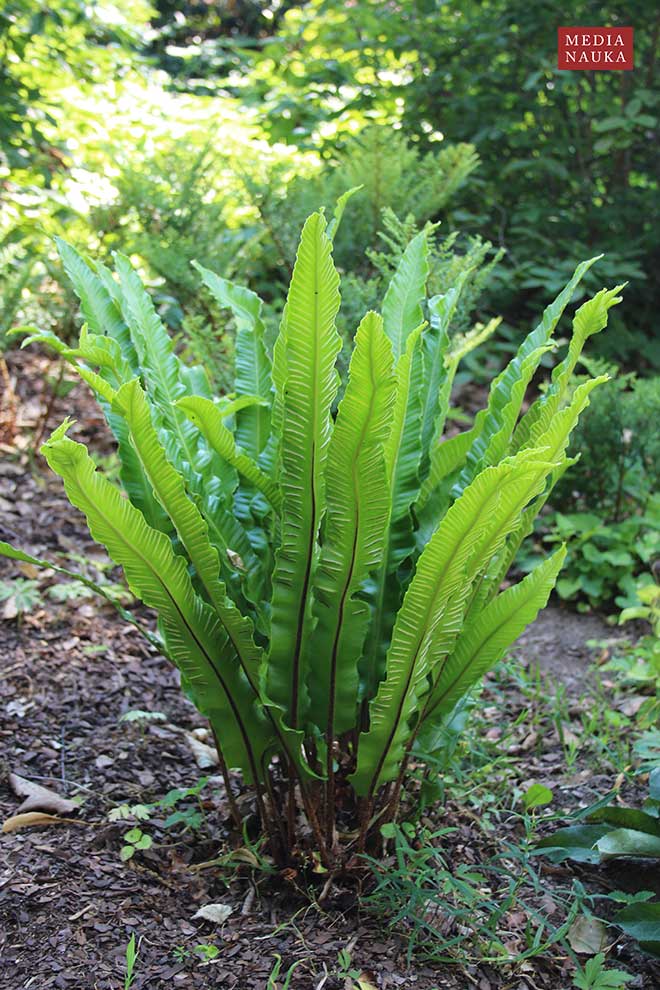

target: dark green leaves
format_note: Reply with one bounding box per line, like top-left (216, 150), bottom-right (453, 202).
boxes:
top-left (613, 903), bottom-right (660, 958)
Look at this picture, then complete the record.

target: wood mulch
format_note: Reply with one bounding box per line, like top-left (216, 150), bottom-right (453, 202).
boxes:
top-left (1, 348), bottom-right (658, 989)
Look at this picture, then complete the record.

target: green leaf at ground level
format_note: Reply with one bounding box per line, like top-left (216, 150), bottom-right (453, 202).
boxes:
top-left (523, 783), bottom-right (553, 810)
top-left (597, 828), bottom-right (660, 860)
top-left (613, 902), bottom-right (660, 958)
top-left (534, 825), bottom-right (610, 863)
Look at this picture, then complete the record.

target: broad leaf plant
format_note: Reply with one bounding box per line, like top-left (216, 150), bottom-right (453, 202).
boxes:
top-left (1, 207), bottom-right (624, 866)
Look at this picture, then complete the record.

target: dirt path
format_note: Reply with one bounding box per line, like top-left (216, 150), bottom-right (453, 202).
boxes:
top-left (516, 605), bottom-right (628, 688)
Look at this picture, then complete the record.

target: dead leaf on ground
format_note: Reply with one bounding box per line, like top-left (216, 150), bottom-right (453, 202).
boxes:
top-left (2, 598), bottom-right (18, 620)
top-left (557, 725), bottom-right (581, 748)
top-left (620, 696), bottom-right (647, 717)
top-left (18, 562), bottom-right (40, 579)
top-left (185, 732), bottom-right (218, 769)
top-left (192, 903), bottom-right (233, 924)
top-left (9, 772), bottom-right (77, 815)
top-left (540, 893), bottom-right (557, 916)
top-left (2, 812), bottom-right (76, 833)
top-left (568, 914), bottom-right (608, 954)
top-left (521, 730), bottom-right (539, 751)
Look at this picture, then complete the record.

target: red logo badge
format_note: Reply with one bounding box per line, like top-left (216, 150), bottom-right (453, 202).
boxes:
top-left (558, 27), bottom-right (634, 70)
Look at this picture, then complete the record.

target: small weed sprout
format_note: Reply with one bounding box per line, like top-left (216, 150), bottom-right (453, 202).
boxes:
top-left (572, 952), bottom-right (633, 990)
top-left (120, 827), bottom-right (152, 861)
top-left (194, 943), bottom-right (220, 962)
top-left (336, 945), bottom-right (360, 981)
top-left (124, 933), bottom-right (139, 990)
top-left (0, 578), bottom-right (41, 621)
top-left (266, 955), bottom-right (305, 990)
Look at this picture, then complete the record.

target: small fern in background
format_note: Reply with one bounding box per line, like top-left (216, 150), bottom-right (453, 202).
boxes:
top-left (246, 125), bottom-right (480, 273)
top-left (335, 209), bottom-right (503, 383)
top-left (320, 129), bottom-right (480, 267)
top-left (90, 142), bottom-right (253, 391)
top-left (3, 203), bottom-right (623, 867)
top-left (368, 210), bottom-right (503, 336)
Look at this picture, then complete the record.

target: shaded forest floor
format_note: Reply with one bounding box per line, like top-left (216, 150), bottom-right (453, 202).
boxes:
top-left (1, 351), bottom-right (658, 989)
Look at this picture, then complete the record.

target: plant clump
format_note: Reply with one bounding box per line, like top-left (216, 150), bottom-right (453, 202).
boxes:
top-left (2, 204), bottom-right (624, 868)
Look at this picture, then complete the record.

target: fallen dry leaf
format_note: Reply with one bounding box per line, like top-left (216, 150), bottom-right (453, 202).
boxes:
top-left (68, 904), bottom-right (94, 922)
top-left (620, 696), bottom-right (647, 717)
top-left (557, 725), bottom-right (581, 748)
top-left (540, 893), bottom-right (557, 916)
top-left (192, 903), bottom-right (233, 924)
top-left (18, 562), bottom-right (40, 579)
top-left (521, 730), bottom-right (539, 751)
top-left (2, 812), bottom-right (72, 833)
top-left (2, 597), bottom-right (18, 620)
top-left (9, 772), bottom-right (77, 816)
top-left (568, 914), bottom-right (608, 954)
top-left (185, 732), bottom-right (218, 769)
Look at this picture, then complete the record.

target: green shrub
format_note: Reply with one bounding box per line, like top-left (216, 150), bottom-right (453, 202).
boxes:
top-left (249, 126), bottom-right (480, 273)
top-left (237, 128), bottom-right (490, 353)
top-left (92, 144), bottom-right (245, 316)
top-left (536, 768), bottom-right (660, 959)
top-left (541, 506), bottom-right (659, 612)
top-left (85, 130), bottom-right (484, 393)
top-left (3, 210), bottom-right (623, 866)
top-left (603, 574), bottom-right (660, 728)
top-left (251, 1), bottom-right (659, 369)
top-left (0, 244), bottom-right (38, 353)
top-left (525, 370), bottom-right (660, 611)
top-left (554, 370), bottom-right (660, 523)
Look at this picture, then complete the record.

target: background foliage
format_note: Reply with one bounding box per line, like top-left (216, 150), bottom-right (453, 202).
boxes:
top-left (245, 0), bottom-right (659, 369)
top-left (2, 0), bottom-right (658, 614)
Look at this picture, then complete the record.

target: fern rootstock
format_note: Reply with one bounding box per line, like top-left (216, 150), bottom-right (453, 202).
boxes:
top-left (3, 206), bottom-right (624, 867)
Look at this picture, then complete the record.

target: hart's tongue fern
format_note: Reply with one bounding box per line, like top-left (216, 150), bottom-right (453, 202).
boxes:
top-left (3, 205), bottom-right (624, 865)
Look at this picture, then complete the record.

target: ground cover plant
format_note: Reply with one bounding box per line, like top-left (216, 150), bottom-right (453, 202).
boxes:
top-left (1, 205), bottom-right (624, 870)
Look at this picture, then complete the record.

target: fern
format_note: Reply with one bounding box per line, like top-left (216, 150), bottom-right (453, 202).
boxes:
top-left (4, 208), bottom-right (623, 867)
top-left (369, 209), bottom-right (504, 340)
top-left (247, 125), bottom-right (480, 273)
